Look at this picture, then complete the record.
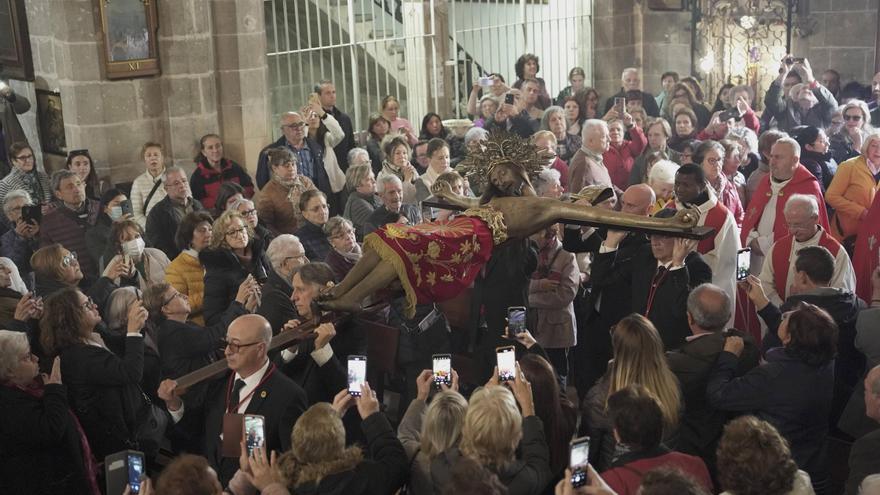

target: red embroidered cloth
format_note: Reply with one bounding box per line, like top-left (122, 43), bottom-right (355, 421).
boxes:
top-left (364, 217), bottom-right (495, 316)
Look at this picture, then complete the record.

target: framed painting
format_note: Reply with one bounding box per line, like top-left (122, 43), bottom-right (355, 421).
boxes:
top-left (36, 90), bottom-right (66, 156)
top-left (0, 0), bottom-right (35, 81)
top-left (95, 0), bottom-right (160, 79)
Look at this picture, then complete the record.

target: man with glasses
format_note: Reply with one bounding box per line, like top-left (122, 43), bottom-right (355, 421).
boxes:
top-left (0, 79), bottom-right (30, 176)
top-left (145, 166), bottom-right (205, 259)
top-left (758, 194), bottom-right (854, 307)
top-left (258, 234), bottom-right (308, 332)
top-left (160, 314), bottom-right (307, 485)
top-left (255, 112), bottom-right (331, 203)
top-left (741, 138), bottom-right (829, 275)
top-left (40, 169), bottom-right (101, 281)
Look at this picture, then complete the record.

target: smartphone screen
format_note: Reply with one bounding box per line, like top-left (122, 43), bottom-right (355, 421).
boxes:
top-left (348, 355), bottom-right (367, 396)
top-left (433, 354), bottom-right (452, 386)
top-left (505, 93), bottom-right (515, 105)
top-left (569, 436), bottom-right (591, 487)
top-left (128, 452), bottom-right (144, 494)
top-left (496, 346), bottom-right (516, 382)
top-left (736, 248), bottom-right (751, 281)
top-left (614, 96), bottom-right (625, 113)
top-left (244, 415), bottom-right (266, 456)
top-left (508, 306), bottom-right (526, 335)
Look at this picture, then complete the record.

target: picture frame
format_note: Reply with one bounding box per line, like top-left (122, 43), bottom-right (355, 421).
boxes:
top-left (35, 90), bottom-right (67, 156)
top-left (95, 0), bottom-right (161, 80)
top-left (0, 0), bottom-right (35, 81)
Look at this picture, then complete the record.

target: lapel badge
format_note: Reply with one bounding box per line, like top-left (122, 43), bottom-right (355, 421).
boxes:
top-left (260, 390), bottom-right (267, 398)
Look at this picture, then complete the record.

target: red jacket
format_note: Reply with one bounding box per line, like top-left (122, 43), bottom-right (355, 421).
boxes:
top-left (603, 126), bottom-right (647, 191)
top-left (740, 164), bottom-right (829, 246)
top-left (190, 156), bottom-right (255, 210)
top-left (601, 451), bottom-right (713, 495)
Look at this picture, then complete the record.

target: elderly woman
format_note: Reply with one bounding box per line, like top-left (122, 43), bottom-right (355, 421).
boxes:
top-left (200, 209), bottom-right (270, 325)
top-left (532, 131), bottom-right (570, 191)
top-left (231, 197), bottom-right (274, 245)
top-left (431, 381), bottom-right (553, 494)
top-left (66, 149), bottom-right (103, 201)
top-left (604, 115), bottom-right (648, 190)
top-left (0, 142), bottom-right (51, 207)
top-left (0, 331), bottom-right (100, 494)
top-left (31, 244), bottom-right (125, 309)
top-left (0, 189), bottom-right (39, 287)
top-left (830, 99), bottom-right (873, 165)
top-left (720, 139), bottom-right (747, 205)
top-left (85, 188), bottom-right (131, 269)
top-left (0, 257), bottom-right (29, 321)
top-left (103, 286), bottom-right (160, 404)
top-left (697, 140), bottom-right (743, 226)
top-left (381, 95), bottom-right (418, 145)
top-left (648, 159), bottom-right (680, 213)
top-left (630, 119), bottom-right (680, 185)
top-left (365, 114), bottom-right (392, 174)
top-left (716, 416), bottom-right (815, 495)
top-left (189, 133), bottom-right (254, 210)
top-left (105, 218), bottom-right (170, 289)
top-left (534, 168), bottom-right (564, 200)
top-left (709, 293), bottom-right (838, 493)
top-left (130, 142), bottom-right (167, 228)
top-left (541, 106), bottom-right (582, 163)
top-left (344, 164), bottom-right (380, 241)
top-left (323, 216), bottom-right (362, 283)
top-left (414, 138), bottom-right (453, 203)
top-left (254, 147), bottom-right (317, 236)
top-left (397, 372), bottom-right (467, 495)
top-left (295, 190), bottom-right (333, 262)
top-left (377, 136), bottom-right (419, 204)
top-left (165, 211), bottom-right (213, 325)
top-left (826, 132), bottom-right (880, 242)
top-left (39, 287), bottom-right (150, 460)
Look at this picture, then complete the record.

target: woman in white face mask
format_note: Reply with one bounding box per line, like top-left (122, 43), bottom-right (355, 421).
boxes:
top-left (105, 219), bottom-right (170, 289)
top-left (86, 188), bottom-right (133, 268)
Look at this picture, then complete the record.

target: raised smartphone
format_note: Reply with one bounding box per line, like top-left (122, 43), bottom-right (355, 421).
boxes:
top-left (496, 345), bottom-right (516, 382)
top-left (244, 414), bottom-right (266, 456)
top-left (507, 306), bottom-right (527, 335)
top-left (736, 247), bottom-right (751, 281)
top-left (569, 436), bottom-right (591, 487)
top-left (348, 355), bottom-right (367, 396)
top-left (432, 353), bottom-right (452, 386)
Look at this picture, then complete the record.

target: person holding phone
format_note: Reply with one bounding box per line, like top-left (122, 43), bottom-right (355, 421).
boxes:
top-left (763, 55), bottom-right (838, 133)
top-left (485, 89), bottom-right (536, 139)
top-left (1, 189), bottom-right (39, 287)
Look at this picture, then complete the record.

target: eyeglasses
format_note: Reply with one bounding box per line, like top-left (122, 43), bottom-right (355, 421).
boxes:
top-left (330, 228), bottom-right (354, 240)
top-left (61, 251), bottom-right (78, 268)
top-left (80, 296), bottom-right (96, 310)
top-left (226, 226), bottom-right (248, 238)
top-left (705, 157), bottom-right (721, 164)
top-left (162, 291), bottom-right (188, 306)
top-left (285, 253), bottom-right (307, 263)
top-left (844, 114), bottom-right (863, 121)
top-left (240, 209), bottom-right (257, 217)
top-left (222, 338), bottom-right (262, 353)
top-left (14, 154), bottom-right (34, 161)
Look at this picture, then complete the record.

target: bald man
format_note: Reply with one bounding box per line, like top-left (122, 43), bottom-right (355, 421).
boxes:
top-left (847, 365), bottom-right (880, 495)
top-left (563, 184), bottom-right (653, 396)
top-left (162, 314), bottom-right (307, 485)
top-left (668, 284), bottom-right (759, 475)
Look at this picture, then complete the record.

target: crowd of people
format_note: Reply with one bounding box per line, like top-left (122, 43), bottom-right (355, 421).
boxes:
top-left (2, 53), bottom-right (880, 495)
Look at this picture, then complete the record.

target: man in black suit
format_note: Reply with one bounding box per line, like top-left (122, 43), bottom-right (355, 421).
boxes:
top-left (160, 314), bottom-right (308, 485)
top-left (667, 283), bottom-right (759, 479)
top-left (592, 208), bottom-right (712, 350)
top-left (259, 234), bottom-right (308, 333)
top-left (846, 365), bottom-right (880, 495)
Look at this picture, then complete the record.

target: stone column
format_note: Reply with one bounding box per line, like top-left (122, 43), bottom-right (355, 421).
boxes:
top-left (212, 0), bottom-right (271, 175)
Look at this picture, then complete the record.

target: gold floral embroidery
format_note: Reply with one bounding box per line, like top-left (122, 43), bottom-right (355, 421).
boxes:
top-left (462, 205), bottom-right (508, 245)
top-left (427, 241), bottom-right (441, 259)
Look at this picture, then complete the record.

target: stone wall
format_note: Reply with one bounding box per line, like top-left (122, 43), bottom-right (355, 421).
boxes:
top-left (7, 0), bottom-right (269, 186)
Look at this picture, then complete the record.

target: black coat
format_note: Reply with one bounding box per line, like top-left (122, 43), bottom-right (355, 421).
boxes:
top-left (200, 237), bottom-right (270, 326)
top-left (293, 413), bottom-right (409, 495)
top-left (846, 429), bottom-right (880, 495)
top-left (145, 196), bottom-right (205, 259)
top-left (60, 336), bottom-right (145, 460)
top-left (204, 364), bottom-right (308, 485)
top-left (592, 245), bottom-right (712, 350)
top-left (0, 383), bottom-right (93, 494)
top-left (257, 267), bottom-right (298, 334)
top-left (666, 330), bottom-right (759, 473)
top-left (799, 149), bottom-right (837, 193)
top-left (279, 339), bottom-right (347, 405)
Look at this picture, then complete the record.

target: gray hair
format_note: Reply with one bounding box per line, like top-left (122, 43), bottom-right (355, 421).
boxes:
top-left (106, 287), bottom-right (141, 331)
top-left (347, 147), bottom-right (370, 167)
top-left (581, 119), bottom-right (608, 141)
top-left (164, 166), bottom-right (186, 180)
top-left (0, 329), bottom-right (30, 382)
top-left (228, 197), bottom-right (255, 213)
top-left (648, 159), bottom-right (680, 185)
top-left (267, 147), bottom-right (297, 169)
top-left (784, 194), bottom-right (820, 218)
top-left (464, 127), bottom-right (489, 146)
top-left (533, 168), bottom-right (561, 196)
top-left (345, 164), bottom-right (373, 192)
top-left (50, 169), bottom-right (78, 192)
top-left (322, 215), bottom-right (353, 237)
top-left (726, 126), bottom-right (758, 155)
top-left (774, 136), bottom-right (801, 157)
top-left (686, 283), bottom-right (731, 332)
top-left (861, 474), bottom-right (880, 494)
top-left (3, 189), bottom-right (32, 216)
top-left (266, 234), bottom-right (303, 270)
top-left (539, 106), bottom-right (565, 132)
top-left (376, 174), bottom-right (402, 194)
top-left (861, 131), bottom-right (880, 156)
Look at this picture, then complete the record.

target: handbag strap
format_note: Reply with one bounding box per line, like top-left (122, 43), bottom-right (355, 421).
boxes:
top-left (143, 178), bottom-right (163, 215)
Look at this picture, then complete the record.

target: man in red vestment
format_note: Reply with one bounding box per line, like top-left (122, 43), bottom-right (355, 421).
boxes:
top-left (852, 193), bottom-right (880, 301)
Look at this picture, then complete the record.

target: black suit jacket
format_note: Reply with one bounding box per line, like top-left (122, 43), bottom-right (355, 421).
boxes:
top-left (205, 364), bottom-right (307, 485)
top-left (280, 339), bottom-right (348, 405)
top-left (667, 330), bottom-right (759, 471)
top-left (847, 428), bottom-right (880, 495)
top-left (593, 245), bottom-right (712, 349)
top-left (257, 268), bottom-right (298, 334)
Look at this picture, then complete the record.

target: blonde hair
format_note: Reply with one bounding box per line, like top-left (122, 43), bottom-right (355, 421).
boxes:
top-left (0, 330), bottom-right (29, 382)
top-left (531, 130), bottom-right (557, 146)
top-left (209, 210), bottom-right (253, 249)
top-left (608, 314), bottom-right (681, 427)
top-left (861, 131), bottom-right (880, 156)
top-left (421, 390), bottom-right (468, 458)
top-left (460, 386), bottom-right (522, 468)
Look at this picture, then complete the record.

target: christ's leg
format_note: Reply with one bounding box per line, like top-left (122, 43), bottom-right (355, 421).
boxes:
top-left (319, 260), bottom-right (399, 313)
top-left (322, 248), bottom-right (382, 299)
